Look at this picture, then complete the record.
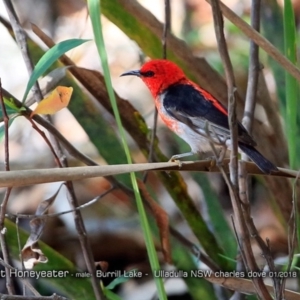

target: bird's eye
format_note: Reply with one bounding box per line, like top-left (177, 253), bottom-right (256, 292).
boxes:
top-left (141, 70), bottom-right (155, 77)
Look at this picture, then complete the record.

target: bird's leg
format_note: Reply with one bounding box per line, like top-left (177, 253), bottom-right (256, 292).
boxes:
top-left (203, 121), bottom-right (222, 165)
top-left (206, 122), bottom-right (228, 165)
top-left (170, 152), bottom-right (194, 161)
top-left (217, 145), bottom-right (227, 164)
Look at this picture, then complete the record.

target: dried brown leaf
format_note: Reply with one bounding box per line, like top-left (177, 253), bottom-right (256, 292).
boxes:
top-left (21, 185), bottom-right (63, 269)
top-left (30, 86), bottom-right (73, 117)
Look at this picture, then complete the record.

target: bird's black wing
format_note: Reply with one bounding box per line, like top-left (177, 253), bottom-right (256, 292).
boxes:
top-left (162, 83), bottom-right (256, 146)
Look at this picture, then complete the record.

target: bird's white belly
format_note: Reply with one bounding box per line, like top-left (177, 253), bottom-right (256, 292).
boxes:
top-left (175, 121), bottom-right (214, 153)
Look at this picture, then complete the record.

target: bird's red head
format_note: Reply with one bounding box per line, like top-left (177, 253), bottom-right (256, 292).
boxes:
top-left (121, 59), bottom-right (186, 98)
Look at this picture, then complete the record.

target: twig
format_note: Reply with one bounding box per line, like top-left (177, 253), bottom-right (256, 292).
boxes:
top-left (231, 216), bottom-right (247, 272)
top-left (230, 217), bottom-right (246, 300)
top-left (208, 137), bottom-right (270, 298)
top-left (162, 0), bottom-right (170, 60)
top-left (242, 0), bottom-right (261, 134)
top-left (168, 226), bottom-right (219, 272)
top-left (240, 161), bottom-right (282, 298)
top-left (28, 118), bottom-right (63, 168)
top-left (9, 187), bottom-right (115, 220)
top-left (237, 161), bottom-right (272, 299)
top-left (238, 6), bottom-right (261, 294)
top-left (210, 0), bottom-right (238, 186)
top-left (62, 158), bottom-right (105, 300)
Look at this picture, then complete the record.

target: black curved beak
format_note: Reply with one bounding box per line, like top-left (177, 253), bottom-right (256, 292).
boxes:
top-left (120, 70), bottom-right (141, 77)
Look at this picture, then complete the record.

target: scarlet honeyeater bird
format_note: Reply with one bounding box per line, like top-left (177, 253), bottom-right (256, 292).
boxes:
top-left (121, 59), bottom-right (278, 174)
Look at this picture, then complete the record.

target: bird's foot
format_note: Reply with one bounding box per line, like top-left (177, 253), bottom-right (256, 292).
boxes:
top-left (169, 155), bottom-right (183, 168)
top-left (170, 151), bottom-right (194, 161)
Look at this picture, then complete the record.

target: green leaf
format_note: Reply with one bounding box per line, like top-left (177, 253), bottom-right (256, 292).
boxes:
top-left (22, 38), bottom-right (90, 102)
top-left (106, 269), bottom-right (138, 290)
top-left (3, 98), bottom-right (22, 113)
top-left (283, 0), bottom-right (298, 169)
top-left (0, 106), bottom-right (17, 118)
top-left (0, 99), bottom-right (21, 118)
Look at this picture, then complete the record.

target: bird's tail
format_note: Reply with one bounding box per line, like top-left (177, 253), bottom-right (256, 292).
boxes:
top-left (238, 143), bottom-right (278, 174)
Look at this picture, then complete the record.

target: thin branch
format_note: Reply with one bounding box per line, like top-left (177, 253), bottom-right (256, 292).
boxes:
top-left (239, 161), bottom-right (281, 298)
top-left (62, 158), bottom-right (105, 300)
top-left (230, 217), bottom-right (246, 300)
top-left (231, 216), bottom-right (247, 272)
top-left (210, 0), bottom-right (238, 187)
top-left (242, 0), bottom-right (261, 134)
top-left (28, 118), bottom-right (63, 168)
top-left (209, 141), bottom-right (270, 299)
top-left (168, 226), bottom-right (219, 272)
top-left (237, 161), bottom-right (272, 299)
top-left (9, 187), bottom-right (115, 220)
top-left (162, 0), bottom-right (170, 60)
top-left (239, 5), bottom-right (261, 294)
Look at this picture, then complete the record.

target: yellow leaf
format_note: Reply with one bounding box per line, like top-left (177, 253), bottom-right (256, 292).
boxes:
top-left (30, 86), bottom-right (73, 117)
